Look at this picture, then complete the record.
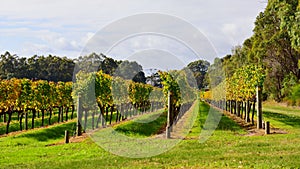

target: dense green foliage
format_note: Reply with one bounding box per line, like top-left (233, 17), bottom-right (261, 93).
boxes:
top-left (74, 70), bottom-right (158, 112)
top-left (227, 65), bottom-right (265, 101)
top-left (75, 53), bottom-right (146, 83)
top-left (186, 60), bottom-right (210, 89)
top-left (0, 52), bottom-right (74, 82)
top-left (0, 52), bottom-right (147, 83)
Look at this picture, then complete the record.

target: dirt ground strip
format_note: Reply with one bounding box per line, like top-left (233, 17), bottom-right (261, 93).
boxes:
top-left (155, 103), bottom-right (198, 139)
top-left (46, 133), bottom-right (89, 146)
top-left (218, 106), bottom-right (288, 136)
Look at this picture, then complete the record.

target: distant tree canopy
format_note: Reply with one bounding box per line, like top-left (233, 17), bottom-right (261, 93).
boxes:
top-left (75, 53), bottom-right (146, 83)
top-left (186, 60), bottom-right (210, 89)
top-left (0, 51), bottom-right (74, 82)
top-left (114, 60), bottom-right (146, 83)
top-left (0, 51), bottom-right (147, 83)
top-left (0, 51), bottom-right (213, 89)
top-left (146, 72), bottom-right (162, 88)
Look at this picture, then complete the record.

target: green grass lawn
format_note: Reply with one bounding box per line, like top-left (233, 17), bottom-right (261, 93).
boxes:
top-left (263, 101), bottom-right (300, 118)
top-left (114, 109), bottom-right (166, 137)
top-left (0, 101), bottom-right (300, 168)
top-left (263, 101), bottom-right (300, 131)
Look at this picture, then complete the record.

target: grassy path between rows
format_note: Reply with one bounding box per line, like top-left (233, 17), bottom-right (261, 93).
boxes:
top-left (262, 102), bottom-right (300, 131)
top-left (0, 101), bottom-right (300, 168)
top-left (113, 109), bottom-right (166, 138)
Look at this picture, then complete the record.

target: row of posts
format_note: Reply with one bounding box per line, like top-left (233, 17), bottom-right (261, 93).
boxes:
top-left (72, 92), bottom-right (173, 141)
top-left (166, 87), bottom-right (269, 139)
top-left (71, 92), bottom-right (174, 142)
top-left (66, 87), bottom-right (269, 143)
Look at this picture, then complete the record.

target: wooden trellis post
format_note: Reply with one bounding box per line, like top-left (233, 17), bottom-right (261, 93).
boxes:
top-left (65, 130), bottom-right (69, 143)
top-left (265, 121), bottom-right (270, 134)
top-left (256, 86), bottom-right (263, 129)
top-left (76, 94), bottom-right (82, 136)
top-left (166, 91), bottom-right (171, 139)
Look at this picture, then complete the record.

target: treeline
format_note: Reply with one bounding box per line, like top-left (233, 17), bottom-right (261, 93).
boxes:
top-left (0, 51), bottom-right (74, 82)
top-left (208, 0), bottom-right (300, 105)
top-left (0, 52), bottom-right (147, 83)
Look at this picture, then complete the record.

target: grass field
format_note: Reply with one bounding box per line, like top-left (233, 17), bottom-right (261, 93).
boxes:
top-left (0, 101), bottom-right (300, 168)
top-left (114, 109), bottom-right (166, 137)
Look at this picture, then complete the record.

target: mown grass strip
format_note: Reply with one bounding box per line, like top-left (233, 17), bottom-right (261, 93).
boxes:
top-left (113, 109), bottom-right (166, 138)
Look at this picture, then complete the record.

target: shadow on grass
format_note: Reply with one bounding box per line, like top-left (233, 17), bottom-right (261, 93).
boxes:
top-left (16, 122), bottom-right (76, 142)
top-left (194, 102), bottom-right (243, 135)
top-left (263, 111), bottom-right (300, 129)
top-left (198, 102), bottom-right (243, 132)
top-left (114, 112), bottom-right (167, 137)
top-left (217, 115), bottom-right (243, 132)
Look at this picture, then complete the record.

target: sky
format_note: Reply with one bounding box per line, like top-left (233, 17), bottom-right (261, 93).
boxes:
top-left (0, 0), bottom-right (267, 69)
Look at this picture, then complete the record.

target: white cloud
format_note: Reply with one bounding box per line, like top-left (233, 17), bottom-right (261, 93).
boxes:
top-left (221, 23), bottom-right (239, 45)
top-left (222, 24), bottom-right (238, 36)
top-left (39, 33), bottom-right (80, 51)
top-left (127, 49), bottom-right (186, 71)
top-left (108, 35), bottom-right (199, 63)
top-left (81, 32), bottom-right (95, 45)
top-left (22, 43), bottom-right (53, 56)
top-left (0, 0), bottom-right (267, 61)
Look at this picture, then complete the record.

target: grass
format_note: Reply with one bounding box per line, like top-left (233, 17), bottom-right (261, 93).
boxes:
top-left (114, 109), bottom-right (166, 137)
top-left (263, 101), bottom-right (300, 131)
top-left (263, 101), bottom-right (300, 117)
top-left (0, 101), bottom-right (300, 168)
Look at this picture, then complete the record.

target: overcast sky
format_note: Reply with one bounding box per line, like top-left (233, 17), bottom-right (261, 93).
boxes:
top-left (0, 0), bottom-right (267, 67)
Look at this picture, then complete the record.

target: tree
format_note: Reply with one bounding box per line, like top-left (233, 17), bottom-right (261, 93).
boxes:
top-left (216, 0), bottom-right (300, 101)
top-left (279, 0), bottom-right (300, 53)
top-left (206, 58), bottom-right (225, 88)
top-left (186, 60), bottom-right (210, 89)
top-left (99, 54), bottom-right (119, 75)
top-left (251, 0), bottom-right (300, 101)
top-left (114, 60), bottom-right (145, 82)
top-left (75, 53), bottom-right (103, 73)
top-left (146, 72), bottom-right (162, 87)
top-left (133, 71), bottom-right (146, 83)
top-left (0, 52), bottom-right (18, 79)
top-left (0, 52), bottom-right (75, 82)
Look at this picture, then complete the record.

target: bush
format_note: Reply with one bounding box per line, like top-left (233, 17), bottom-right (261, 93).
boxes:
top-left (289, 83), bottom-right (300, 106)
